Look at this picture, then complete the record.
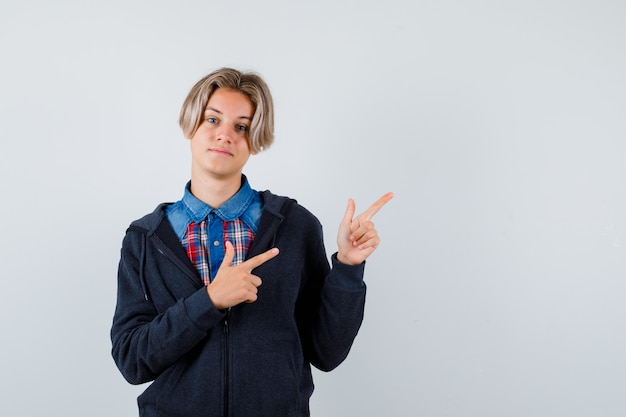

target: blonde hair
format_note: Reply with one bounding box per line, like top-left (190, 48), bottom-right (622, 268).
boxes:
top-left (179, 68), bottom-right (274, 153)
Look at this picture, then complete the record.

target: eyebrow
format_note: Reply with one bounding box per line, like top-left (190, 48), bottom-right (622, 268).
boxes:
top-left (205, 106), bottom-right (252, 120)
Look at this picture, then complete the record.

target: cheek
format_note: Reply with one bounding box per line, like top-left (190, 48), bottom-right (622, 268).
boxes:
top-left (189, 137), bottom-right (204, 157)
top-left (236, 143), bottom-right (252, 160)
top-left (189, 128), bottom-right (211, 147)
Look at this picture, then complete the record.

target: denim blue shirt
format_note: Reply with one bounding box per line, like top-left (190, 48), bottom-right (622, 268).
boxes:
top-left (166, 175), bottom-right (263, 277)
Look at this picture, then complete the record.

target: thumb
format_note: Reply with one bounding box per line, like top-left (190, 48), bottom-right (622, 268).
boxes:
top-left (342, 198), bottom-right (356, 224)
top-left (220, 240), bottom-right (235, 268)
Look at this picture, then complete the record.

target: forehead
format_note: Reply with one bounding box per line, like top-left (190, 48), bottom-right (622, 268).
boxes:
top-left (205, 88), bottom-right (254, 116)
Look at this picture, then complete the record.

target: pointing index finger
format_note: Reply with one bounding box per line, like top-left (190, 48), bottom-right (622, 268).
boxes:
top-left (361, 192), bottom-right (394, 221)
top-left (243, 247), bottom-right (280, 271)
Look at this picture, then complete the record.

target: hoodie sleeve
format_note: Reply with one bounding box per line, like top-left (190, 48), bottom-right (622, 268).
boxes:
top-left (110, 228), bottom-right (225, 385)
top-left (296, 223), bottom-right (367, 372)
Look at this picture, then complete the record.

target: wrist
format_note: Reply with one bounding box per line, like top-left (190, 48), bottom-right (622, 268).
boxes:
top-left (206, 285), bottom-right (225, 310)
top-left (337, 251), bottom-right (356, 266)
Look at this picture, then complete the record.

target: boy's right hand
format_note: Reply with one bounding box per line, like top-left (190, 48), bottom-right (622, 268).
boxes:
top-left (206, 241), bottom-right (279, 309)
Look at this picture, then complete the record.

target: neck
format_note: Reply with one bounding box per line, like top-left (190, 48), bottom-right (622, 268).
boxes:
top-left (190, 172), bottom-right (242, 208)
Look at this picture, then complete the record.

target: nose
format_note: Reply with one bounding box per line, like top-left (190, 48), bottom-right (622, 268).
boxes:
top-left (216, 125), bottom-right (233, 143)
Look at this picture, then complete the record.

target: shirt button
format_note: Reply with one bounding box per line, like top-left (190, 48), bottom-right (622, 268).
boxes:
top-left (213, 241), bottom-right (220, 246)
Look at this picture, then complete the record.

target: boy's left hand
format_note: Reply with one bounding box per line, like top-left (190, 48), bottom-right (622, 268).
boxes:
top-left (337, 192), bottom-right (394, 265)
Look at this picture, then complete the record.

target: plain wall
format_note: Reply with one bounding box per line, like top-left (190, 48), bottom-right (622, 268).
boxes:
top-left (1, 1), bottom-right (625, 416)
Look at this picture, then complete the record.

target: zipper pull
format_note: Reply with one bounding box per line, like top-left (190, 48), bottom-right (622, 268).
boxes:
top-left (223, 307), bottom-right (232, 334)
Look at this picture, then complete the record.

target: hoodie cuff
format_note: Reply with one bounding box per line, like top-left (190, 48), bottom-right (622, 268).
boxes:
top-left (329, 252), bottom-right (366, 291)
top-left (184, 287), bottom-right (226, 330)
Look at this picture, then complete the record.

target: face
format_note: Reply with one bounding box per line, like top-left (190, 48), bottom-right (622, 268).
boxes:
top-left (190, 88), bottom-right (255, 181)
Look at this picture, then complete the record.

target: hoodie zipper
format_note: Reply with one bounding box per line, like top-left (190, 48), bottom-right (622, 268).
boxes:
top-left (223, 307), bottom-right (231, 417)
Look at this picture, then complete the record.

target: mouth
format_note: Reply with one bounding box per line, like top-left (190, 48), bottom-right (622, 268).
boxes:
top-left (209, 148), bottom-right (233, 157)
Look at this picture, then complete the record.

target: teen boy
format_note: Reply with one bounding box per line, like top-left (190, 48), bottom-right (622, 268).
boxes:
top-left (111, 67), bottom-right (393, 416)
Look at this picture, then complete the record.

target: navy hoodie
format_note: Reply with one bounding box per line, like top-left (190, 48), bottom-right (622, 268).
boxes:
top-left (111, 190), bottom-right (367, 416)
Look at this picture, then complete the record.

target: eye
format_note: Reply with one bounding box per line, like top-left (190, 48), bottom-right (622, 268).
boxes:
top-left (206, 117), bottom-right (218, 124)
top-left (236, 124), bottom-right (248, 132)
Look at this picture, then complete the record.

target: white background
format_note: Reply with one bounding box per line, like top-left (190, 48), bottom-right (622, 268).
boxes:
top-left (1, 1), bottom-right (625, 416)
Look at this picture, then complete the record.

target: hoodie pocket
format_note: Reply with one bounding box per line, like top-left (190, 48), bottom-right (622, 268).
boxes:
top-left (230, 352), bottom-right (302, 416)
top-left (138, 351), bottom-right (223, 417)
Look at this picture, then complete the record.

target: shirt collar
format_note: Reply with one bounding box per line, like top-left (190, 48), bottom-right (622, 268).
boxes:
top-left (182, 175), bottom-right (256, 222)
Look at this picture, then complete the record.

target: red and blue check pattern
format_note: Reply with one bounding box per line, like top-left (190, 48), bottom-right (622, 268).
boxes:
top-left (184, 220), bottom-right (210, 285)
top-left (223, 219), bottom-right (255, 267)
top-left (183, 218), bottom-right (255, 286)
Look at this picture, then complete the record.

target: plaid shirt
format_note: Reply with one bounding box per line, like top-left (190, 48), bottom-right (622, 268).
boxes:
top-left (184, 218), bottom-right (255, 285)
top-left (165, 177), bottom-right (263, 285)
